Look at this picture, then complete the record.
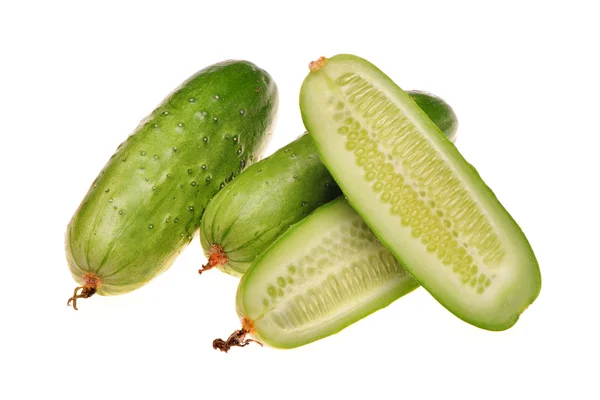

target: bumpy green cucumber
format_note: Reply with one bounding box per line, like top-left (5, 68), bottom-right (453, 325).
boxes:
top-left (65, 60), bottom-right (278, 309)
top-left (213, 197), bottom-right (419, 350)
top-left (199, 91), bottom-right (458, 277)
top-left (300, 55), bottom-right (540, 331)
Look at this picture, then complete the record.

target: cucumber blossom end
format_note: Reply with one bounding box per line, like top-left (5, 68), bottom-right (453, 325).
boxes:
top-left (212, 317), bottom-right (263, 353)
top-left (309, 56), bottom-right (328, 72)
top-left (198, 244), bottom-right (229, 275)
top-left (67, 273), bottom-right (102, 310)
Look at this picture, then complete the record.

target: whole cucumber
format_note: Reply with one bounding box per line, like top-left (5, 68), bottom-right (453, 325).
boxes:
top-left (66, 60), bottom-right (278, 309)
top-left (199, 91), bottom-right (457, 277)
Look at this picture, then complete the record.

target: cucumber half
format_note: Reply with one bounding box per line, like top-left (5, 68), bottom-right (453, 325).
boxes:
top-left (299, 54), bottom-right (541, 331)
top-left (213, 197), bottom-right (419, 350)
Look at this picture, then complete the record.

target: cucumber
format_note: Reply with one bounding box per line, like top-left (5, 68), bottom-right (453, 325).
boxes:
top-left (199, 91), bottom-right (458, 277)
top-left (65, 60), bottom-right (278, 309)
top-left (199, 133), bottom-right (341, 276)
top-left (213, 197), bottom-right (419, 350)
top-left (299, 54), bottom-right (540, 331)
top-left (409, 90), bottom-right (458, 143)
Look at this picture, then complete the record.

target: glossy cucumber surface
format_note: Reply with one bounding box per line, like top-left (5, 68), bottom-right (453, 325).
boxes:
top-left (200, 133), bottom-right (341, 276)
top-left (300, 54), bottom-right (540, 331)
top-left (65, 60), bottom-right (278, 306)
top-left (234, 197), bottom-right (419, 349)
top-left (409, 90), bottom-right (458, 143)
top-left (200, 91), bottom-right (458, 276)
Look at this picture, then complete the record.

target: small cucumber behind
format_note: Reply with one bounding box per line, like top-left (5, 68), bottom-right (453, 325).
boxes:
top-left (409, 90), bottom-right (458, 143)
top-left (213, 197), bottom-right (419, 350)
top-left (300, 54), bottom-right (540, 331)
top-left (65, 60), bottom-right (278, 309)
top-left (200, 91), bottom-right (458, 277)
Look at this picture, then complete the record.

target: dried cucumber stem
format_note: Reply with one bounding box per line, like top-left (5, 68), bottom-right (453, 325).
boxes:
top-left (67, 273), bottom-right (102, 310)
top-left (309, 56), bottom-right (327, 72)
top-left (198, 244), bottom-right (228, 274)
top-left (213, 318), bottom-right (263, 352)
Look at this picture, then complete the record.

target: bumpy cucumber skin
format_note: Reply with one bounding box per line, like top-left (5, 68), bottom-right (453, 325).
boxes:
top-left (235, 196), bottom-right (419, 349)
top-left (201, 91), bottom-right (458, 277)
top-left (300, 54), bottom-right (540, 331)
top-left (66, 60), bottom-right (278, 295)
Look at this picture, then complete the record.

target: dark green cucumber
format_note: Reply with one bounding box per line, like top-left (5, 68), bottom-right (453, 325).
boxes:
top-left (409, 90), bottom-right (458, 143)
top-left (213, 197), bottom-right (419, 350)
top-left (300, 54), bottom-right (540, 331)
top-left (199, 91), bottom-right (458, 277)
top-left (65, 60), bottom-right (278, 309)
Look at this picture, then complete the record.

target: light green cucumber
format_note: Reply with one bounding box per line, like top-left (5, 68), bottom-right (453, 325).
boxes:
top-left (65, 60), bottom-right (278, 309)
top-left (213, 197), bottom-right (419, 350)
top-left (200, 91), bottom-right (458, 277)
top-left (299, 54), bottom-right (540, 331)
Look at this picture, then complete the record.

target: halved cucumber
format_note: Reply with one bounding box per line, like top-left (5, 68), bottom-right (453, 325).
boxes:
top-left (299, 54), bottom-right (540, 331)
top-left (214, 197), bottom-right (418, 350)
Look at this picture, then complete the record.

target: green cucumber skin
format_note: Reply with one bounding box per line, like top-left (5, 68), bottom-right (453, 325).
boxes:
top-left (300, 54), bottom-right (541, 331)
top-left (200, 133), bottom-right (341, 276)
top-left (409, 90), bottom-right (458, 143)
top-left (200, 91), bottom-right (458, 276)
top-left (66, 60), bottom-right (278, 295)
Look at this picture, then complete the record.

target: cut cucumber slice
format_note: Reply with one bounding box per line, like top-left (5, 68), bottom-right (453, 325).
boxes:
top-left (231, 197), bottom-right (419, 349)
top-left (300, 54), bottom-right (540, 331)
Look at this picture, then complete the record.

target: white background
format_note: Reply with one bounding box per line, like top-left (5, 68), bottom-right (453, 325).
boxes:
top-left (1, 1), bottom-right (598, 399)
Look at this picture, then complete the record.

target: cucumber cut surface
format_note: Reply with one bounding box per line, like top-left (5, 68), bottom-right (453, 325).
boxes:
top-left (300, 54), bottom-right (540, 331)
top-left (237, 197), bottom-right (418, 349)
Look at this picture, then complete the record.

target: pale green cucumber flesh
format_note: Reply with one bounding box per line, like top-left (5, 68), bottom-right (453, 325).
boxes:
top-left (300, 54), bottom-right (540, 331)
top-left (237, 197), bottom-right (419, 349)
top-left (201, 91), bottom-right (458, 277)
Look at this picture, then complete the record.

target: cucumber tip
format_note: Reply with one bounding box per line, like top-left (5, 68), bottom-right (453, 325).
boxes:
top-left (309, 57), bottom-right (327, 72)
top-left (198, 243), bottom-right (228, 275)
top-left (67, 273), bottom-right (102, 310)
top-left (212, 317), bottom-right (262, 353)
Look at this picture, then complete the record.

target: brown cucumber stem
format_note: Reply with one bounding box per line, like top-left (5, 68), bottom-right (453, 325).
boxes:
top-left (198, 243), bottom-right (228, 275)
top-left (309, 56), bottom-right (327, 72)
top-left (67, 273), bottom-right (101, 310)
top-left (213, 317), bottom-right (263, 353)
